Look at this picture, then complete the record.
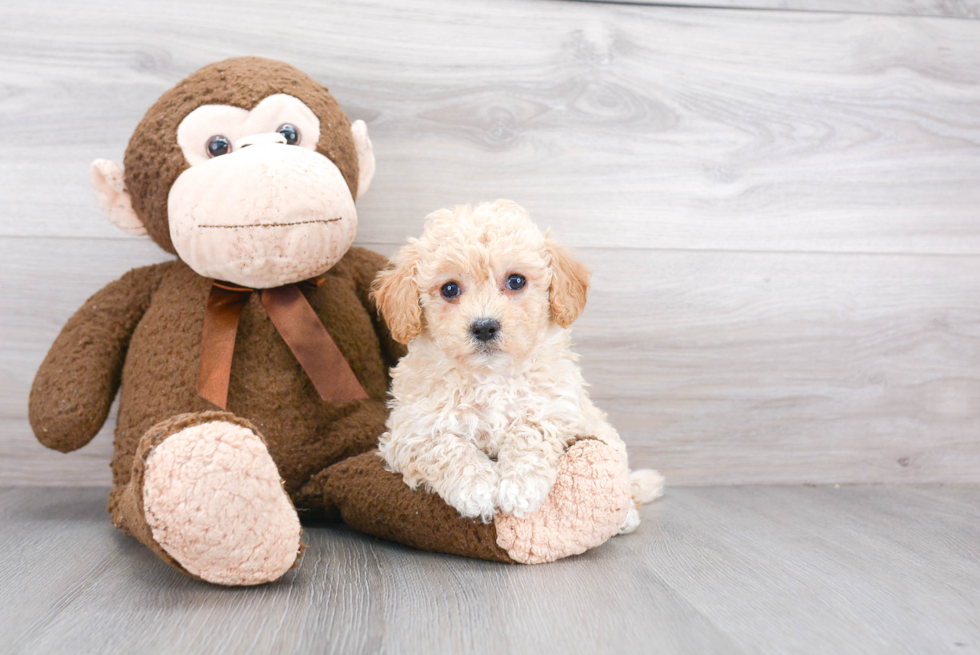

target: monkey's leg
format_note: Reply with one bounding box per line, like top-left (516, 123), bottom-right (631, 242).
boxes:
top-left (286, 399), bottom-right (390, 517)
top-left (297, 439), bottom-right (632, 564)
top-left (108, 411), bottom-right (303, 585)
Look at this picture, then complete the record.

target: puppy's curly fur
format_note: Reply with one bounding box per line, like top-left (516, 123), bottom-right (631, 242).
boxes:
top-left (373, 200), bottom-right (663, 531)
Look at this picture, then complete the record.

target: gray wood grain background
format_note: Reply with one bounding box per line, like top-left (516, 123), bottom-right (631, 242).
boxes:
top-left (2, 0), bottom-right (979, 486)
top-left (586, 0), bottom-right (980, 18)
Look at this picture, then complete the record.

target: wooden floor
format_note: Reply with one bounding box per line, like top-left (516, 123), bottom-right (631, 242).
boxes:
top-left (0, 485), bottom-right (976, 654)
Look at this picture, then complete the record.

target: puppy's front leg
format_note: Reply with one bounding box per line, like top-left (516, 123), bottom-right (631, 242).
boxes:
top-left (433, 443), bottom-right (500, 523)
top-left (380, 432), bottom-right (499, 522)
top-left (495, 429), bottom-right (565, 519)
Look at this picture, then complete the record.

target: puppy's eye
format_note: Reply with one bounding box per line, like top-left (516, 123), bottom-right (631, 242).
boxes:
top-left (441, 281), bottom-right (461, 300)
top-left (207, 135), bottom-right (232, 157)
top-left (277, 123), bottom-right (300, 145)
top-left (505, 274), bottom-right (526, 291)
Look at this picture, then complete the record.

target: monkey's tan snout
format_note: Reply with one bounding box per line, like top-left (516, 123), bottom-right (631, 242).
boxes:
top-left (167, 143), bottom-right (358, 288)
top-left (235, 132), bottom-right (288, 149)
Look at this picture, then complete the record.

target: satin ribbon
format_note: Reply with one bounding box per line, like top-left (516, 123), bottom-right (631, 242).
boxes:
top-left (196, 277), bottom-right (368, 409)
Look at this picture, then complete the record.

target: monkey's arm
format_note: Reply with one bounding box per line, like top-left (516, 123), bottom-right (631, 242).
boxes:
top-left (345, 246), bottom-right (408, 368)
top-left (29, 262), bottom-right (171, 452)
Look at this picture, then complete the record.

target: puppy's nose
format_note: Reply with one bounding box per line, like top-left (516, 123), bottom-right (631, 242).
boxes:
top-left (470, 318), bottom-right (500, 343)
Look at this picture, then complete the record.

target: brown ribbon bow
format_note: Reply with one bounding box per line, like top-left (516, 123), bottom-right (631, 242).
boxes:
top-left (196, 277), bottom-right (368, 409)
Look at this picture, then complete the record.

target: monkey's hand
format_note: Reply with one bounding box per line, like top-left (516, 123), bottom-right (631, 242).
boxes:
top-left (29, 262), bottom-right (169, 452)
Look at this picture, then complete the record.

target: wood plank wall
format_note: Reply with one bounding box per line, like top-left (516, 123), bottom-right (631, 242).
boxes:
top-left (586, 0), bottom-right (980, 18)
top-left (1, 0), bottom-right (978, 486)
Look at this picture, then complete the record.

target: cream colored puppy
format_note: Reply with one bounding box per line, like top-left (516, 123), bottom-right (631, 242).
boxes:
top-left (373, 200), bottom-right (663, 532)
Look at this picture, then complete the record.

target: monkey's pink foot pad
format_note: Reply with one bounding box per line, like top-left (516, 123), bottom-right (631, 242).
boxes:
top-left (142, 420), bottom-right (302, 585)
top-left (494, 439), bottom-right (632, 564)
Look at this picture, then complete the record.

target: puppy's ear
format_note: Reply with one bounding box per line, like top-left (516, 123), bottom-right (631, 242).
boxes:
top-left (546, 237), bottom-right (591, 328)
top-left (371, 242), bottom-right (423, 344)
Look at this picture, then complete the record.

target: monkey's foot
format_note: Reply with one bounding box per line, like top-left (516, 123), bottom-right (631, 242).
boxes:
top-left (494, 439), bottom-right (632, 564)
top-left (137, 413), bottom-right (302, 585)
top-left (313, 440), bottom-right (630, 564)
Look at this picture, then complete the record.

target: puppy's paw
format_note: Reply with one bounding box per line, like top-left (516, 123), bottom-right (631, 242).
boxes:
top-left (494, 440), bottom-right (632, 564)
top-left (617, 503), bottom-right (641, 535)
top-left (446, 468), bottom-right (499, 523)
top-left (496, 471), bottom-right (555, 519)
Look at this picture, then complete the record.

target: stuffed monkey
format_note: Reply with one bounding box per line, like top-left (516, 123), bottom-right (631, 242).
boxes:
top-left (29, 58), bottom-right (633, 585)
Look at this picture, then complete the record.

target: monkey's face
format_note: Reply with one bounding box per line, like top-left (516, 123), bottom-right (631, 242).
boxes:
top-left (90, 58), bottom-right (375, 289)
top-left (168, 94), bottom-right (357, 288)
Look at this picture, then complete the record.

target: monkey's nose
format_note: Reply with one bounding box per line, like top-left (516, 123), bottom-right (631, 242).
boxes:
top-left (470, 319), bottom-right (501, 343)
top-left (235, 132), bottom-right (288, 149)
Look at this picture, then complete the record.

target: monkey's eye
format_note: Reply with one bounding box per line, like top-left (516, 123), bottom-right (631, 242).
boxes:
top-left (277, 123), bottom-right (300, 145)
top-left (440, 281), bottom-right (461, 300)
top-left (207, 135), bottom-right (232, 158)
top-left (505, 274), bottom-right (526, 291)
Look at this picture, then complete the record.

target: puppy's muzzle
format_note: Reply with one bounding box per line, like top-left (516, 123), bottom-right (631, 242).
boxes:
top-left (470, 318), bottom-right (500, 343)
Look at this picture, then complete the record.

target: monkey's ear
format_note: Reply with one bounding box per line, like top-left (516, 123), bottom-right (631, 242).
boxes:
top-left (546, 237), bottom-right (591, 328)
top-left (350, 120), bottom-right (375, 200)
top-left (371, 242), bottom-right (422, 344)
top-left (90, 159), bottom-right (146, 236)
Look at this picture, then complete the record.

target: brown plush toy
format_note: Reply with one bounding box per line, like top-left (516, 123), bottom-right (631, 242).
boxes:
top-left (29, 58), bottom-right (635, 586)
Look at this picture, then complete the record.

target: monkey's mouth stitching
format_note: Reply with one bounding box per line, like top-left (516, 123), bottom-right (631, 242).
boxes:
top-left (198, 217), bottom-right (344, 229)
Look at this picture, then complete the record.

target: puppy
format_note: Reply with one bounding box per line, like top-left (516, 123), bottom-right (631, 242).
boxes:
top-left (372, 200), bottom-right (663, 533)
